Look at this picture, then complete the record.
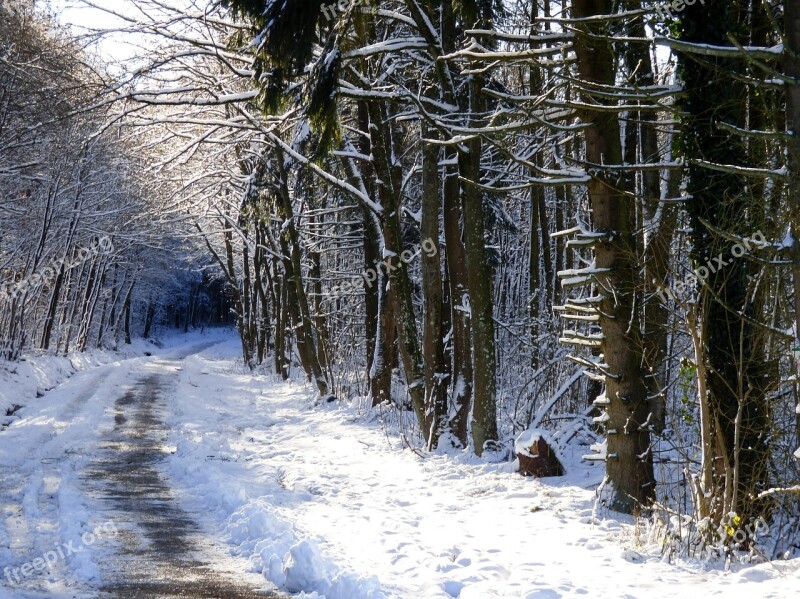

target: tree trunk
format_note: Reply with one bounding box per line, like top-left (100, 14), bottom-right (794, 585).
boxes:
top-left (40, 259), bottom-right (66, 351)
top-left (421, 126), bottom-right (448, 447)
top-left (571, 0), bottom-right (655, 513)
top-left (784, 0), bottom-right (800, 449)
top-left (123, 281), bottom-right (133, 345)
top-left (366, 100), bottom-right (426, 432)
top-left (143, 301), bottom-right (156, 339)
top-left (460, 73), bottom-right (498, 455)
top-left (275, 155), bottom-right (329, 396)
top-left (443, 153), bottom-right (473, 447)
top-left (622, 0), bottom-right (672, 433)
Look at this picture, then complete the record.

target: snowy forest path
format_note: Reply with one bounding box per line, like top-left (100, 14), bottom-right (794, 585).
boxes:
top-left (0, 340), bottom-right (281, 598)
top-left (84, 353), bottom-right (280, 598)
top-left (3, 335), bottom-right (800, 598)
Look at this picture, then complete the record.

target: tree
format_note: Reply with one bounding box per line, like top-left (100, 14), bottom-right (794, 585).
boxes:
top-left (566, 0), bottom-right (656, 513)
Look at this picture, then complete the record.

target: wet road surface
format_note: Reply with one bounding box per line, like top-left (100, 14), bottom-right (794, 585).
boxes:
top-left (83, 362), bottom-right (281, 599)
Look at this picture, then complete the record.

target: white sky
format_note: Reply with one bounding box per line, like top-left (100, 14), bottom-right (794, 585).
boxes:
top-left (45, 0), bottom-right (154, 64)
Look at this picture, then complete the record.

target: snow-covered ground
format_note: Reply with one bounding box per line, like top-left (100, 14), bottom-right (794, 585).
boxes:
top-left (1, 331), bottom-right (800, 598)
top-left (0, 335), bottom-right (172, 429)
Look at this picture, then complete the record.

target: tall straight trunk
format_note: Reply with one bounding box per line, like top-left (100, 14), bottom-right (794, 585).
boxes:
top-left (107, 268), bottom-right (122, 333)
top-left (261, 221), bottom-right (290, 378)
top-left (123, 281), bottom-right (133, 345)
top-left (438, 0), bottom-right (472, 448)
top-left (55, 265), bottom-right (75, 354)
top-left (241, 236), bottom-right (255, 363)
top-left (785, 0), bottom-right (800, 447)
top-left (460, 73), bottom-right (498, 455)
top-left (76, 258), bottom-right (105, 352)
top-left (363, 201), bottom-right (393, 406)
top-left (571, 0), bottom-right (655, 513)
top-left (366, 100), bottom-right (427, 432)
top-left (267, 262), bottom-right (282, 374)
top-left (143, 301), bottom-right (156, 339)
top-left (367, 221), bottom-right (395, 407)
top-left (362, 210), bottom-right (378, 396)
top-left (2, 295), bottom-right (23, 360)
top-left (41, 148), bottom-right (90, 350)
top-left (528, 4), bottom-right (554, 368)
top-left (644, 140), bottom-right (679, 430)
top-left (40, 259), bottom-right (66, 351)
top-left (400, 0), bottom-right (476, 447)
top-left (537, 190), bottom-right (554, 313)
top-left (184, 286), bottom-right (197, 334)
top-left (355, 138), bottom-right (392, 406)
top-left (254, 225), bottom-right (271, 364)
top-left (278, 231), bottom-right (312, 379)
top-left (275, 156), bottom-right (329, 396)
top-left (221, 222), bottom-right (252, 368)
top-left (112, 276), bottom-right (135, 347)
top-left (96, 264), bottom-right (116, 348)
top-left (421, 126), bottom-right (448, 447)
top-left (530, 181), bottom-right (541, 352)
top-left (309, 217), bottom-right (330, 378)
top-left (528, 5), bottom-right (543, 365)
top-left (349, 23), bottom-right (393, 408)
top-left (275, 272), bottom-right (290, 379)
top-left (622, 0), bottom-right (671, 433)
top-left (61, 259), bottom-right (88, 355)
top-left (443, 153), bottom-right (473, 447)
top-left (553, 187), bottom-right (564, 306)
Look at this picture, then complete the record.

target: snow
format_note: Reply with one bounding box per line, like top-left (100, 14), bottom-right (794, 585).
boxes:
top-left (0, 337), bottom-right (168, 430)
top-left (557, 264), bottom-right (611, 288)
top-left (343, 38), bottom-right (430, 59)
top-left (780, 229), bottom-right (795, 250)
top-left (225, 501), bottom-right (382, 598)
top-left (293, 121), bottom-right (312, 151)
top-left (160, 337), bottom-right (800, 598)
top-left (1, 332), bottom-right (799, 598)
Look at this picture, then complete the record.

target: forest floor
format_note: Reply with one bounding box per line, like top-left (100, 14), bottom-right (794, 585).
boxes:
top-left (0, 331), bottom-right (799, 598)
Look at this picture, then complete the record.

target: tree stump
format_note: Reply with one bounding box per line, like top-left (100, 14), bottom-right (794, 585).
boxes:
top-left (516, 429), bottom-right (565, 477)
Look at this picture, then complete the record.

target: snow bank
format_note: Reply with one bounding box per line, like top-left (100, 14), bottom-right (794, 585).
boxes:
top-left (164, 340), bottom-right (385, 598)
top-left (226, 500), bottom-right (383, 598)
top-left (0, 351), bottom-right (112, 427)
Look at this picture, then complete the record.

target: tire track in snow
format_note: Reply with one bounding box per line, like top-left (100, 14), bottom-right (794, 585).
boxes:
top-left (82, 356), bottom-right (281, 598)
